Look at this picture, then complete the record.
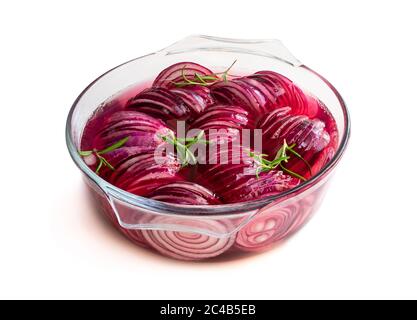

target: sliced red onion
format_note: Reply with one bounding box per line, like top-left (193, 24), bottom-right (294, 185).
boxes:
top-left (93, 146), bottom-right (155, 179)
top-left (141, 216), bottom-right (235, 260)
top-left (153, 62), bottom-right (215, 89)
top-left (194, 145), bottom-right (300, 202)
top-left (210, 73), bottom-right (309, 121)
top-left (195, 145), bottom-right (254, 193)
top-left (266, 190), bottom-right (324, 241)
top-left (110, 151), bottom-right (182, 196)
top-left (302, 95), bottom-right (322, 119)
top-left (127, 87), bottom-right (212, 120)
top-left (236, 203), bottom-right (301, 252)
top-left (221, 171), bottom-right (300, 203)
top-left (308, 110), bottom-right (339, 175)
top-left (126, 87), bottom-right (190, 119)
top-left (249, 71), bottom-right (320, 118)
top-left (248, 72), bottom-right (287, 101)
top-left (289, 194), bottom-right (318, 233)
top-left (310, 145), bottom-right (336, 176)
top-left (170, 86), bottom-right (214, 118)
top-left (149, 181), bottom-right (221, 205)
top-left (92, 111), bottom-right (172, 150)
top-left (211, 79), bottom-right (264, 120)
top-left (237, 77), bottom-right (279, 107)
top-left (258, 107), bottom-right (331, 177)
top-left (191, 105), bottom-right (249, 143)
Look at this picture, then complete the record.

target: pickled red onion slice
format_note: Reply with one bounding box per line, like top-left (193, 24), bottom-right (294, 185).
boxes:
top-left (149, 181), bottom-right (221, 205)
top-left (194, 145), bottom-right (254, 193)
top-left (250, 71), bottom-right (319, 118)
top-left (236, 203), bottom-right (301, 251)
top-left (94, 146), bottom-right (155, 179)
top-left (110, 151), bottom-right (181, 196)
top-left (191, 105), bottom-right (249, 143)
top-left (211, 79), bottom-right (266, 120)
top-left (221, 171), bottom-right (300, 203)
top-left (195, 144), bottom-right (300, 202)
top-left (153, 62), bottom-right (214, 89)
top-left (170, 86), bottom-right (214, 118)
top-left (142, 217), bottom-right (236, 260)
top-left (127, 86), bottom-right (213, 120)
top-left (92, 111), bottom-right (171, 150)
top-left (258, 107), bottom-right (331, 177)
top-left (126, 87), bottom-right (189, 119)
top-left (310, 145), bottom-right (336, 176)
top-left (210, 71), bottom-right (323, 122)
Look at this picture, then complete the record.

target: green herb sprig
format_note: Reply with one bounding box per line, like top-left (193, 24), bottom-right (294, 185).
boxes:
top-left (78, 136), bottom-right (129, 174)
top-left (219, 59), bottom-right (237, 82)
top-left (173, 60), bottom-right (237, 87)
top-left (161, 131), bottom-right (211, 167)
top-left (249, 140), bottom-right (312, 181)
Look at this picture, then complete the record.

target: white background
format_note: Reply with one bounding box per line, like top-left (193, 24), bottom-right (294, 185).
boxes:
top-left (1, 0), bottom-right (416, 300)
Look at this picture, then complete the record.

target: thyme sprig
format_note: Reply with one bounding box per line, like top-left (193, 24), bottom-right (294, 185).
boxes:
top-left (172, 60), bottom-right (238, 87)
top-left (249, 140), bottom-right (311, 181)
top-left (219, 59), bottom-right (237, 82)
top-left (78, 136), bottom-right (129, 174)
top-left (161, 131), bottom-right (211, 167)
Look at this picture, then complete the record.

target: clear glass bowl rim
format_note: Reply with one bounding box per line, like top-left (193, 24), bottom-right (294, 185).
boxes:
top-left (65, 35), bottom-right (351, 216)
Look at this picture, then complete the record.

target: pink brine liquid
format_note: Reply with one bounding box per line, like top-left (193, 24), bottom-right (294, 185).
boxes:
top-left (79, 62), bottom-right (338, 260)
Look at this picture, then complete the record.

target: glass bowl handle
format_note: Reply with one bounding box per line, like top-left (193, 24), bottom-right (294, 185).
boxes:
top-left (157, 35), bottom-right (302, 67)
top-left (103, 186), bottom-right (258, 238)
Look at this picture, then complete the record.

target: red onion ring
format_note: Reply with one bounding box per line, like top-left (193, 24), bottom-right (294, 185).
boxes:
top-left (127, 87), bottom-right (213, 120)
top-left (221, 171), bottom-right (300, 203)
top-left (149, 181), bottom-right (221, 205)
top-left (236, 203), bottom-right (302, 252)
top-left (141, 216), bottom-right (236, 260)
top-left (92, 111), bottom-right (172, 150)
top-left (258, 108), bottom-right (331, 177)
top-left (211, 79), bottom-right (264, 119)
top-left (170, 86), bottom-right (214, 117)
top-left (110, 151), bottom-right (182, 196)
top-left (191, 105), bottom-right (249, 143)
top-left (153, 62), bottom-right (215, 89)
top-left (250, 71), bottom-right (319, 118)
top-left (126, 87), bottom-right (190, 120)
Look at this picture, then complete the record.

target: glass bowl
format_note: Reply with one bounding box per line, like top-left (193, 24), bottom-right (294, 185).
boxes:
top-left (66, 35), bottom-right (350, 261)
